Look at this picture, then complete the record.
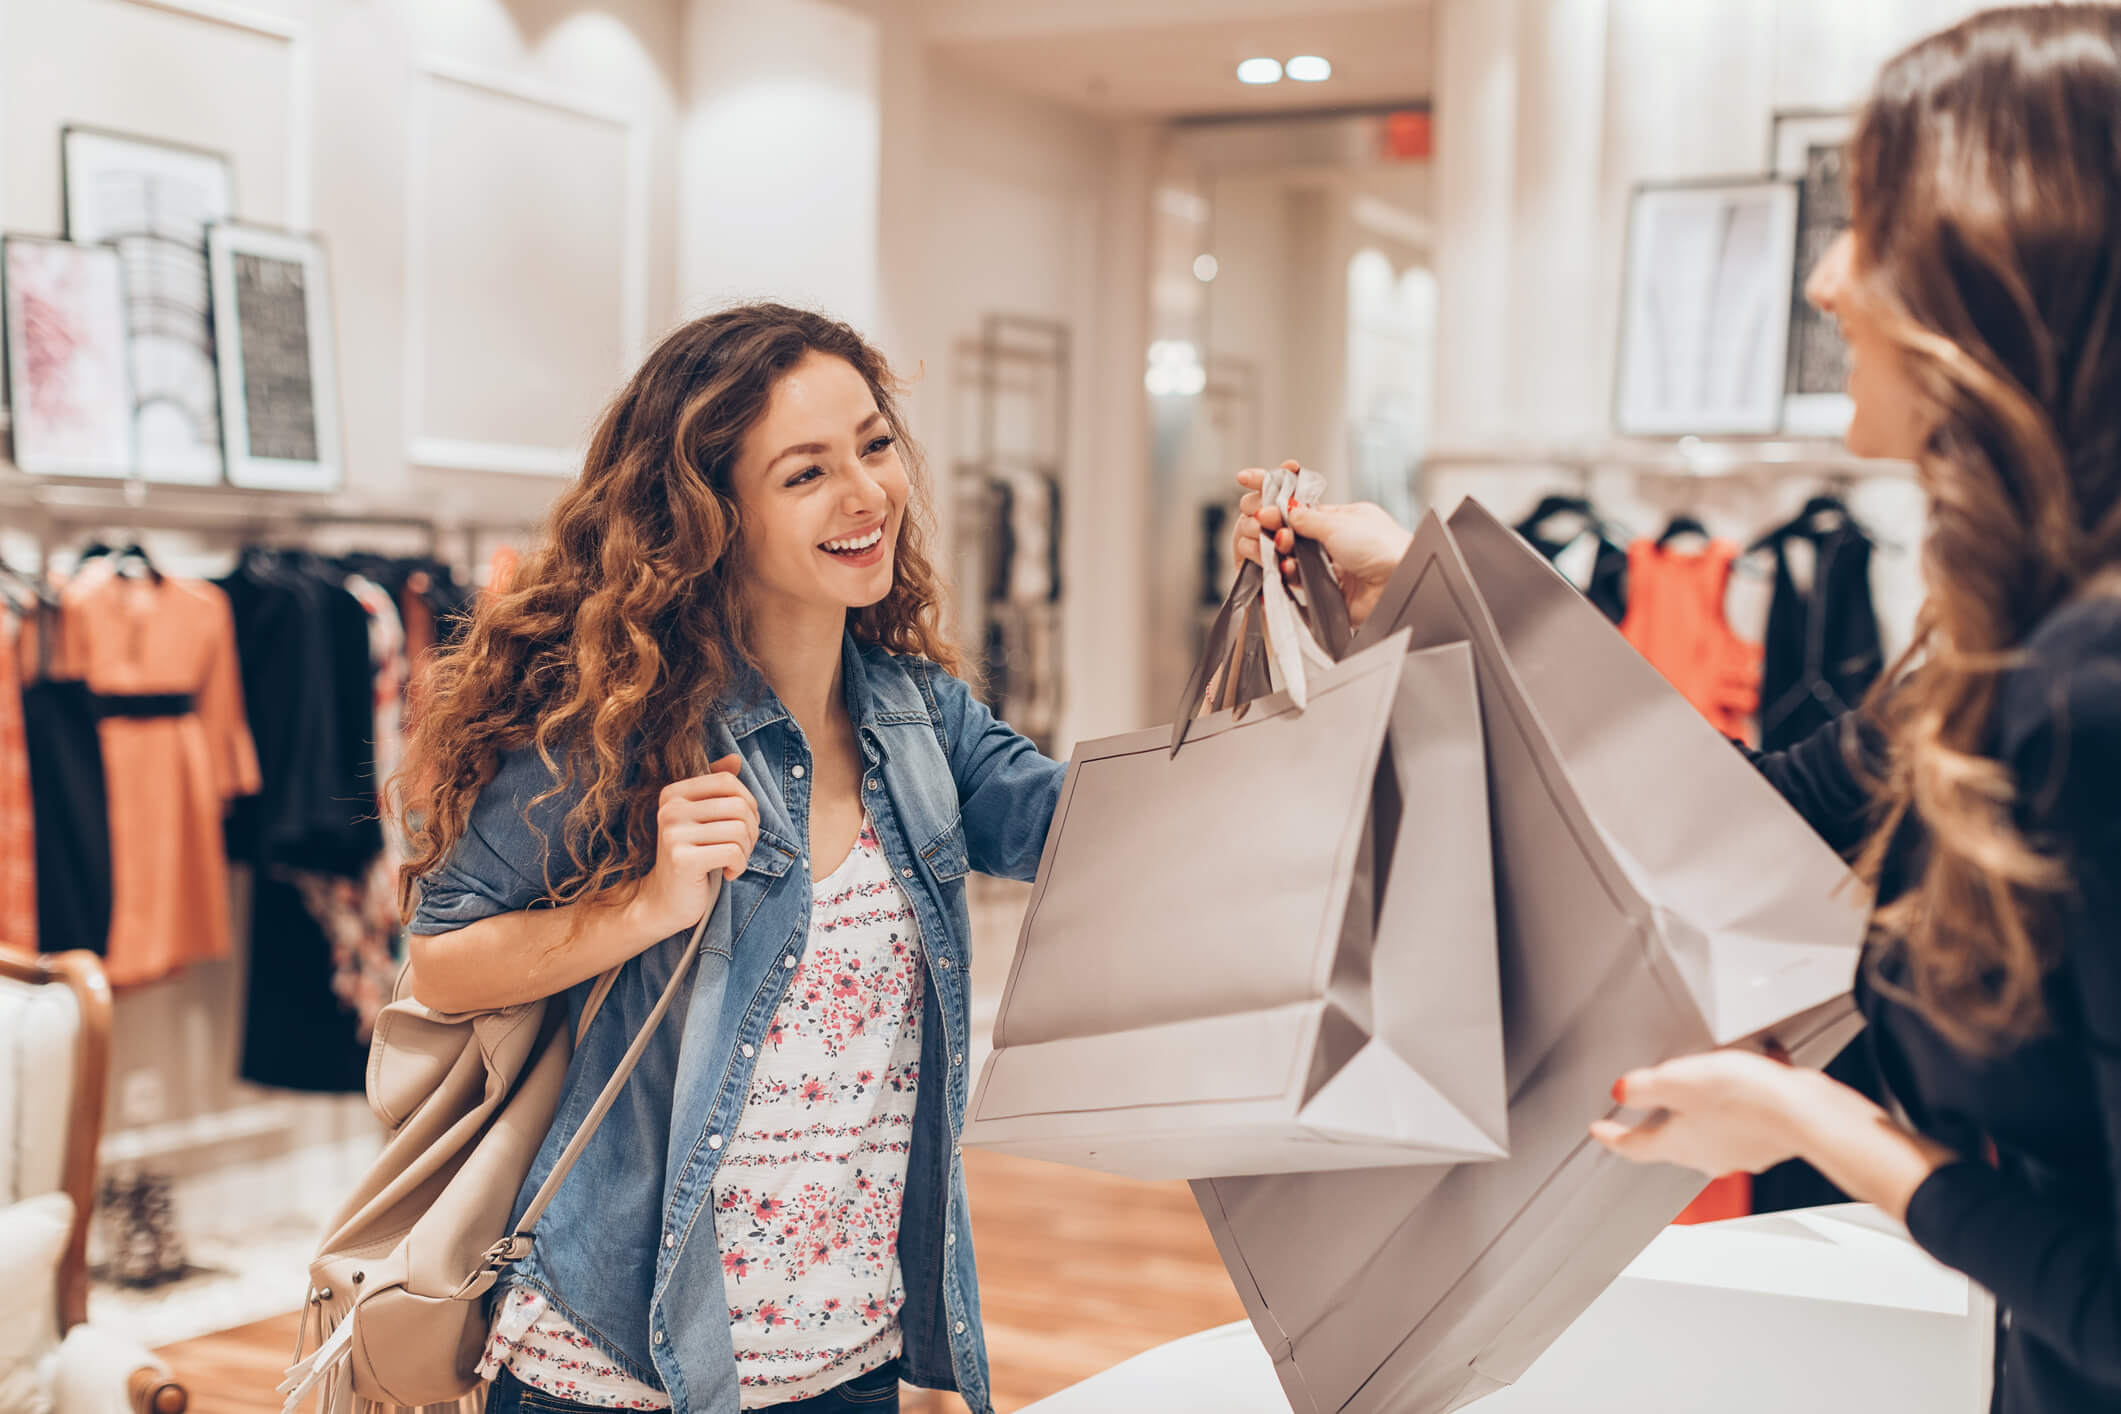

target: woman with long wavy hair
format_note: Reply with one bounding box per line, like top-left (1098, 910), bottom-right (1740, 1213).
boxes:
top-left (1241, 7), bottom-right (2121, 1410)
top-left (396, 303), bottom-right (1063, 1414)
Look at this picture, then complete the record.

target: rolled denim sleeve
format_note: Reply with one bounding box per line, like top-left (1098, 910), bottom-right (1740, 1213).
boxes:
top-left (919, 665), bottom-right (1065, 882)
top-left (406, 747), bottom-right (585, 935)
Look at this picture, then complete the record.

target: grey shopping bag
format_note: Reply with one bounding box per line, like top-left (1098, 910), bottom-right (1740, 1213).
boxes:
top-left (1194, 499), bottom-right (1871, 1414)
top-left (962, 549), bottom-right (1507, 1181)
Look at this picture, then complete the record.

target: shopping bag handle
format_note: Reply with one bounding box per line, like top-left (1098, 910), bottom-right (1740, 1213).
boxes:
top-left (1170, 495), bottom-right (1353, 755)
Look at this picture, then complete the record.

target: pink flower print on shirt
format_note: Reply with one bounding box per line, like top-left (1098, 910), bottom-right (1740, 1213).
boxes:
top-left (724, 1248), bottom-right (755, 1281)
top-left (710, 814), bottom-right (920, 1402)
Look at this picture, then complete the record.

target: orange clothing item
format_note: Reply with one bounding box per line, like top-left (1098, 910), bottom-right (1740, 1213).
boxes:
top-left (1622, 538), bottom-right (1765, 1226)
top-left (0, 612), bottom-right (34, 950)
top-left (1619, 539), bottom-right (1764, 740)
top-left (62, 566), bottom-right (261, 987)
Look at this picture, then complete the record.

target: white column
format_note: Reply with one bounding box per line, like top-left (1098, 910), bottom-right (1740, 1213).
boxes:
top-left (678, 0), bottom-right (882, 331)
top-left (1431, 0), bottom-right (1524, 452)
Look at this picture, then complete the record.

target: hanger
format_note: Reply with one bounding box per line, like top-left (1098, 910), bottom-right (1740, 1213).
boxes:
top-left (1747, 490), bottom-right (1882, 555)
top-left (1514, 493), bottom-right (1601, 546)
top-left (1656, 513), bottom-right (1712, 548)
top-left (76, 535), bottom-right (164, 584)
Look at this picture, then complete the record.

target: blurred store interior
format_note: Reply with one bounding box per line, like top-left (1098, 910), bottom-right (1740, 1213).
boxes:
top-left (0, 1), bottom-right (2003, 1410)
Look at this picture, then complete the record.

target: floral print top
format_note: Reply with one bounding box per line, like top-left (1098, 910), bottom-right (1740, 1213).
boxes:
top-left (480, 813), bottom-right (923, 1410)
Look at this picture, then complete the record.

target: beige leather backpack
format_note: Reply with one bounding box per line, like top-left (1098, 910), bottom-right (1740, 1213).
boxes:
top-left (278, 896), bottom-right (714, 1414)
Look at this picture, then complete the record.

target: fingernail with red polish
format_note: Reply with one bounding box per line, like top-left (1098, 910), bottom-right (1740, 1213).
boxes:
top-left (1611, 1078), bottom-right (1626, 1104)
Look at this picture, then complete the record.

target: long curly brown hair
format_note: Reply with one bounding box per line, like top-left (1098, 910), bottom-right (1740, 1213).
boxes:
top-left (394, 303), bottom-right (959, 915)
top-left (1846, 4), bottom-right (2121, 1049)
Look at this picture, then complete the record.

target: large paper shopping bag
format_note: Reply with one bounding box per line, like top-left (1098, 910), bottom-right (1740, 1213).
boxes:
top-left (963, 546), bottom-right (1506, 1181)
top-left (1194, 499), bottom-right (1871, 1413)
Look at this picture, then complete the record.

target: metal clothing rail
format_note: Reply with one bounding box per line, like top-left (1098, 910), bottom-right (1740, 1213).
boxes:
top-left (1419, 439), bottom-right (1917, 484)
top-left (0, 475), bottom-right (547, 565)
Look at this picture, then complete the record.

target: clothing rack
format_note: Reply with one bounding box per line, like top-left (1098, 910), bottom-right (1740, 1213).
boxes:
top-left (1418, 440), bottom-right (1915, 493)
top-left (0, 478), bottom-right (545, 570)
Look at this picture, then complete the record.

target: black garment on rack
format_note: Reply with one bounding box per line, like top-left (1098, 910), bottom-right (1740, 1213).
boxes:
top-left (1519, 527), bottom-right (1630, 624)
top-left (1756, 516), bottom-right (1884, 751)
top-left (220, 548), bottom-right (389, 1094)
top-left (239, 873), bottom-right (368, 1094)
top-left (219, 552), bottom-right (384, 873)
top-left (220, 552), bottom-right (337, 865)
top-left (19, 606), bottom-right (113, 956)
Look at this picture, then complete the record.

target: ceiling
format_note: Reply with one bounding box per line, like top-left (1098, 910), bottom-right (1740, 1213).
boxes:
top-left (914, 0), bottom-right (1432, 120)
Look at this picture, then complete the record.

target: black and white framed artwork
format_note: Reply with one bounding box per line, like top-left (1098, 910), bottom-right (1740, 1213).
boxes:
top-left (206, 223), bottom-right (342, 492)
top-left (62, 126), bottom-right (234, 484)
top-left (1615, 178), bottom-right (1801, 438)
top-left (1773, 110), bottom-right (1858, 438)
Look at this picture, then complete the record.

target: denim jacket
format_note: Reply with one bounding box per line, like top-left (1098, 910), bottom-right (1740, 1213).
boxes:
top-left (407, 636), bottom-right (1064, 1413)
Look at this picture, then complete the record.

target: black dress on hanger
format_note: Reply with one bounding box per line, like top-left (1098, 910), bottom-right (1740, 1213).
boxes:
top-left (1748, 495), bottom-right (1891, 1213)
top-left (17, 600), bottom-right (114, 956)
top-left (1754, 497), bottom-right (1885, 751)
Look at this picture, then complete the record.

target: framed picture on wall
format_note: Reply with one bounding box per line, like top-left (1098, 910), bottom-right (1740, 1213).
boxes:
top-left (1772, 109), bottom-right (1858, 438)
top-left (206, 223), bottom-right (342, 492)
top-left (1614, 177), bottom-right (1801, 437)
top-left (62, 125), bottom-right (235, 485)
top-left (2, 235), bottom-right (135, 478)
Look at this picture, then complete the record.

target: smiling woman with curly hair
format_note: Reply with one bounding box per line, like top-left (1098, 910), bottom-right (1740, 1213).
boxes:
top-left (394, 303), bottom-right (1063, 1414)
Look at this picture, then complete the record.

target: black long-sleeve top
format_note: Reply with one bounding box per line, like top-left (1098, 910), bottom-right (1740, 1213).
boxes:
top-left (1753, 596), bottom-right (2121, 1414)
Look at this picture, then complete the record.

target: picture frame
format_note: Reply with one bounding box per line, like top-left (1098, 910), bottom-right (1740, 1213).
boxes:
top-left (62, 125), bottom-right (235, 485)
top-left (1772, 109), bottom-right (1858, 438)
top-left (206, 222), bottom-right (343, 492)
top-left (2, 235), bottom-right (135, 479)
top-left (1614, 176), bottom-right (1801, 438)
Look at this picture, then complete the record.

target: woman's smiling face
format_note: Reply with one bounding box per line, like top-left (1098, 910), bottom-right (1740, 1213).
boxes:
top-left (732, 350), bottom-right (909, 621)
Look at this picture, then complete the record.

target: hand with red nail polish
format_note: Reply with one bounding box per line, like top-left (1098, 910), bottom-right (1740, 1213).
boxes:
top-left (1590, 1051), bottom-right (1823, 1178)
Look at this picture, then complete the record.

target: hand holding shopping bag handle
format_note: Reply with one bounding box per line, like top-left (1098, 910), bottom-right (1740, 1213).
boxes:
top-left (1175, 465), bottom-right (1354, 754)
top-left (1235, 464), bottom-right (1413, 633)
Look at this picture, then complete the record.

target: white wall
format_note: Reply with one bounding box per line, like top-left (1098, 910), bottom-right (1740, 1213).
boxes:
top-left (1432, 0), bottom-right (1988, 452)
top-left (678, 0), bottom-right (880, 328)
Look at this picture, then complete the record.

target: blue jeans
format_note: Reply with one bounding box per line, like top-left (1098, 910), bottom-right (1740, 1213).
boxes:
top-left (487, 1361), bottom-right (901, 1413)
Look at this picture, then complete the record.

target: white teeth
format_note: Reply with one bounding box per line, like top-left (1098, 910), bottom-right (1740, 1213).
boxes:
top-left (823, 528), bottom-right (883, 553)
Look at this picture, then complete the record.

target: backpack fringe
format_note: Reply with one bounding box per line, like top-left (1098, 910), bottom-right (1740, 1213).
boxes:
top-left (281, 1303), bottom-right (487, 1414)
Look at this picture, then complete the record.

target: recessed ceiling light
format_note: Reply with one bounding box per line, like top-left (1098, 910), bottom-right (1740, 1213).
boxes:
top-left (1287, 55), bottom-right (1332, 82)
top-left (1237, 57), bottom-right (1283, 85)
top-left (1193, 253), bottom-right (1219, 282)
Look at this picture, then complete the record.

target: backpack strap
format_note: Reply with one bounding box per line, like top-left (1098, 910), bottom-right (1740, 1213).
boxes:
top-left (475, 880), bottom-right (718, 1271)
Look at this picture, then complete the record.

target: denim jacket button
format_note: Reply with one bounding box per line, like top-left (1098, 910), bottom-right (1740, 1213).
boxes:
top-left (955, 1321), bottom-right (966, 1336)
top-left (708, 1133), bottom-right (724, 1150)
top-left (946, 1232), bottom-right (956, 1246)
top-left (901, 867), bottom-right (914, 879)
top-left (664, 1233), bottom-right (675, 1248)
top-left (867, 779), bottom-right (880, 791)
top-left (938, 956), bottom-right (951, 970)
top-left (791, 764), bottom-right (806, 779)
top-left (741, 1043), bottom-right (755, 1058)
top-left (654, 1330), bottom-right (666, 1346)
top-left (783, 954), bottom-right (797, 969)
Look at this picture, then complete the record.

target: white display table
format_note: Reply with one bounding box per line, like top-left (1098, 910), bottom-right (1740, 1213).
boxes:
top-left (1024, 1206), bottom-right (1992, 1413)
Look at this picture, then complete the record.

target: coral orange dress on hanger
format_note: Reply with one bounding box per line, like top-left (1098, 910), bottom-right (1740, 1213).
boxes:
top-left (63, 562), bottom-right (261, 988)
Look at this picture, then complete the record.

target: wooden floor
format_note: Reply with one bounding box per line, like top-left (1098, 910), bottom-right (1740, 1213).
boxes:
top-left (157, 1150), bottom-right (1248, 1413)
